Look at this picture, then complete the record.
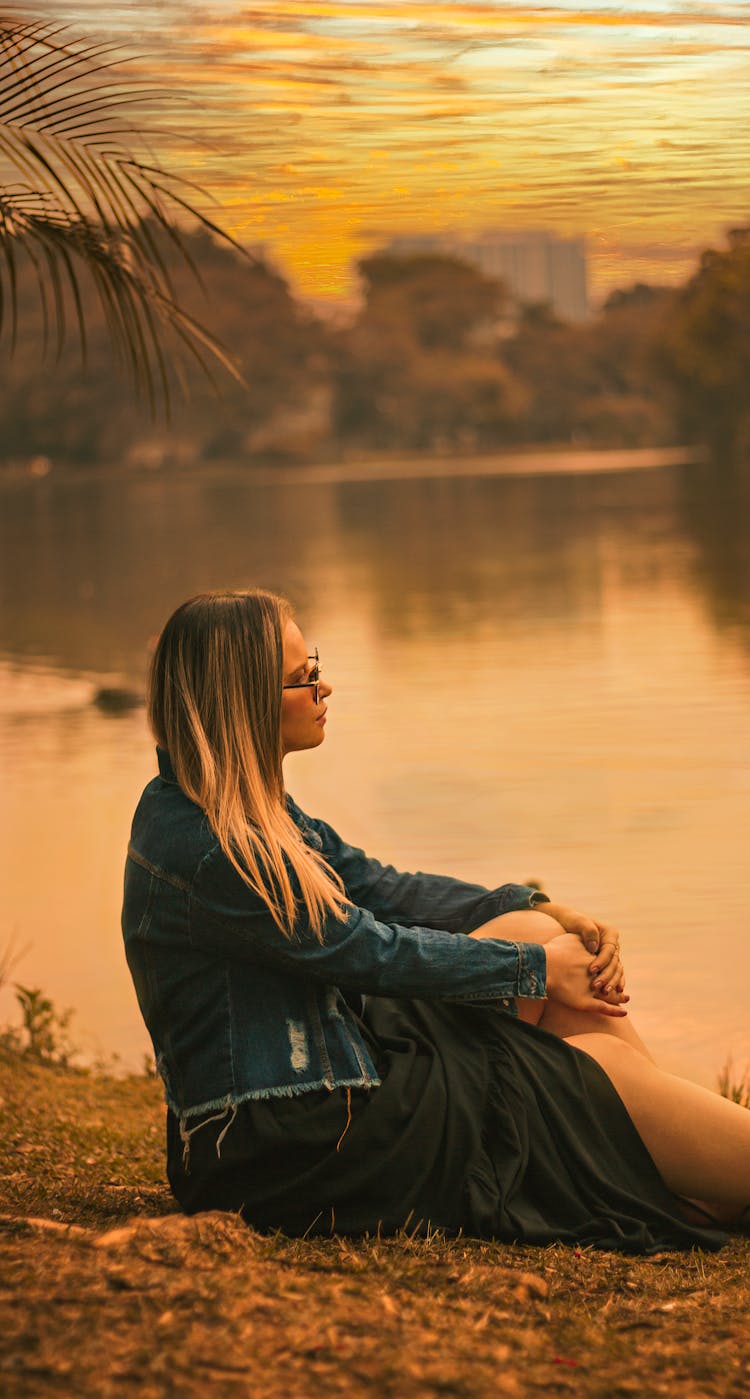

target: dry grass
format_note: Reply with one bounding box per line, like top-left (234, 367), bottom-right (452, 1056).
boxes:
top-left (717, 1057), bottom-right (750, 1111)
top-left (1, 1047), bottom-right (749, 1399)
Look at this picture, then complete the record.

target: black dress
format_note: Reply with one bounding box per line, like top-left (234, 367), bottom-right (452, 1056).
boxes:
top-left (166, 998), bottom-right (726, 1253)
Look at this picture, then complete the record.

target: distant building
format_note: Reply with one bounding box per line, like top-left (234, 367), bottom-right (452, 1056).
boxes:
top-left (382, 229), bottom-right (589, 322)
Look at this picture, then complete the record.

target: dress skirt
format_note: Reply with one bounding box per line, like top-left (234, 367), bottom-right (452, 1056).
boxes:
top-left (166, 997), bottom-right (726, 1253)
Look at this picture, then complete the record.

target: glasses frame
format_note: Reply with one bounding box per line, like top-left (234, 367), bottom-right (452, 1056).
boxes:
top-left (282, 648), bottom-right (321, 705)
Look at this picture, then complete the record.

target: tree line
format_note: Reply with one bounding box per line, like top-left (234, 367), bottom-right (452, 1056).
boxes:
top-left (1, 222), bottom-right (748, 471)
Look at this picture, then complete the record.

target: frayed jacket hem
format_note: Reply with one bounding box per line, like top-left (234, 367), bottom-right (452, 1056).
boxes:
top-left (166, 1074), bottom-right (382, 1125)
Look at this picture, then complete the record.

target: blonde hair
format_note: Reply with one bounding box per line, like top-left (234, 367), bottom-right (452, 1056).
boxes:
top-left (147, 590), bottom-right (350, 939)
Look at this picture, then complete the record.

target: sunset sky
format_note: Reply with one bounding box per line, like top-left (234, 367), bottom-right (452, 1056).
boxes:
top-left (17, 1), bottom-right (750, 307)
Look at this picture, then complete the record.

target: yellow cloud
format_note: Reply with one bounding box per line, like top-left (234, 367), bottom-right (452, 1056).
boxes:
top-left (33, 0), bottom-right (750, 303)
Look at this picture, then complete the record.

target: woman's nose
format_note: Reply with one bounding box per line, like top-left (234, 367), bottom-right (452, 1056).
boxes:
top-left (320, 677), bottom-right (333, 699)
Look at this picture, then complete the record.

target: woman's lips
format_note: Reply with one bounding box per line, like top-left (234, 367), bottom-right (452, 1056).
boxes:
top-left (316, 709), bottom-right (327, 724)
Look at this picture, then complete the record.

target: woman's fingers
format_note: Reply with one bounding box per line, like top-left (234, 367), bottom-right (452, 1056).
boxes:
top-left (542, 903), bottom-right (601, 954)
top-left (590, 997), bottom-right (629, 1018)
top-left (590, 939), bottom-right (618, 971)
top-left (597, 957), bottom-right (625, 994)
top-left (597, 984), bottom-right (629, 1005)
top-left (589, 952), bottom-right (629, 1011)
top-left (545, 933), bottom-right (629, 1019)
top-left (582, 963), bottom-right (628, 1011)
top-left (613, 958), bottom-right (625, 992)
top-left (591, 938), bottom-right (621, 988)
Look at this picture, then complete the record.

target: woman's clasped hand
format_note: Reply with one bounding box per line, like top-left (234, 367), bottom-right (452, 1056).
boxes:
top-left (538, 901), bottom-right (627, 1014)
top-left (545, 933), bottom-right (629, 1017)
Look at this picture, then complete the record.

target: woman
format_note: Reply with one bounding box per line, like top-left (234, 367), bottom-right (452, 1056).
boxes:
top-left (122, 589), bottom-right (750, 1251)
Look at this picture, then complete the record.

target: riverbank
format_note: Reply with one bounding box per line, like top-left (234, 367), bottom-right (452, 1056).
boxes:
top-left (0, 442), bottom-right (707, 491)
top-left (2, 1049), bottom-right (748, 1398)
top-left (243, 444), bottom-right (707, 488)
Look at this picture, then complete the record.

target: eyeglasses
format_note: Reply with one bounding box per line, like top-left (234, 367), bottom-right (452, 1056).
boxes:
top-left (282, 648), bottom-right (322, 705)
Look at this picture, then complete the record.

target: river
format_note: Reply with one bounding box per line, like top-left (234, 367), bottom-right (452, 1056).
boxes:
top-left (1, 455), bottom-right (748, 1088)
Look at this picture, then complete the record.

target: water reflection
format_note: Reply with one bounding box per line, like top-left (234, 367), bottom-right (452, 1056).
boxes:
top-left (0, 463), bottom-right (701, 672)
top-left (677, 464), bottom-right (750, 646)
top-left (329, 469), bottom-right (690, 639)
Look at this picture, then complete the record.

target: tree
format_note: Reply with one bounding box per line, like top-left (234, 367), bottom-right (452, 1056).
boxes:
top-left (501, 289), bottom-right (677, 447)
top-left (333, 254), bottom-right (526, 451)
top-left (656, 228), bottom-right (750, 460)
top-left (356, 252), bottom-right (508, 354)
top-left (0, 13), bottom-right (244, 413)
top-left (0, 224), bottom-right (335, 465)
top-left (145, 230), bottom-right (335, 462)
top-left (501, 304), bottom-right (593, 443)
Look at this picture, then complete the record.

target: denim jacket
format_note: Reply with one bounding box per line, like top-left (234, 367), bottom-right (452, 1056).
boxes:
top-left (122, 749), bottom-right (548, 1136)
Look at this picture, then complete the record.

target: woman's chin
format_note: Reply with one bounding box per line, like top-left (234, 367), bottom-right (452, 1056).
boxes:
top-left (282, 723), bottom-right (328, 755)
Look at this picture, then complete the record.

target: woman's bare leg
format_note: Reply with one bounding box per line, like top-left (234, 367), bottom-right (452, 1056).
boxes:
top-left (536, 998), bottom-right (656, 1063)
top-left (564, 1033), bottom-right (750, 1222)
top-left (471, 912), bottom-right (750, 1222)
top-left (470, 911), bottom-right (655, 1061)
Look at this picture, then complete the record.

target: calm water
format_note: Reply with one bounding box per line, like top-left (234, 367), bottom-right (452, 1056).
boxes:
top-left (1, 460), bottom-right (749, 1086)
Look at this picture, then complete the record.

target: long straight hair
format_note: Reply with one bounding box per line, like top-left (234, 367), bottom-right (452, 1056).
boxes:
top-left (147, 590), bottom-right (350, 938)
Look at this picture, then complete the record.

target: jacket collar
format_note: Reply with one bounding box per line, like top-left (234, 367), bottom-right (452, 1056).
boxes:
top-left (157, 746), bottom-right (177, 783)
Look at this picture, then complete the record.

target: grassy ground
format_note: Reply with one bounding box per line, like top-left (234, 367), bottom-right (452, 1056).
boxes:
top-left (1, 1048), bottom-right (749, 1399)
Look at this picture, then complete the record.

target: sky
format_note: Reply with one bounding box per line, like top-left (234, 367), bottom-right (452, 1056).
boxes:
top-left (9, 1), bottom-right (750, 308)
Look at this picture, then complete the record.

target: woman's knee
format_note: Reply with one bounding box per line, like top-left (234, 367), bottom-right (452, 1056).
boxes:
top-left (470, 910), bottom-right (562, 942)
top-left (564, 1032), bottom-right (649, 1086)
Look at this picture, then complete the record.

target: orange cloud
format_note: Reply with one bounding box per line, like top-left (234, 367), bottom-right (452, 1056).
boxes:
top-left (21, 0), bottom-right (750, 304)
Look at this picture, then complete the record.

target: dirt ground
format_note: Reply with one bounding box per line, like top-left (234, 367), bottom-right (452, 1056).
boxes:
top-left (2, 1049), bottom-right (749, 1399)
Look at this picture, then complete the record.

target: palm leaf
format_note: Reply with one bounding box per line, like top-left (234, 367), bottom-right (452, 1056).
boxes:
top-left (0, 13), bottom-right (247, 413)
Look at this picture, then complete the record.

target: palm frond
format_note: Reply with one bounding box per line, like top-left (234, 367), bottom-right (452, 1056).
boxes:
top-left (0, 13), bottom-right (248, 414)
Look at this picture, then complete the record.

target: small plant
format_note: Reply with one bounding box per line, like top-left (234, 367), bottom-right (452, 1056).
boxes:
top-left (717, 1056), bottom-right (750, 1109)
top-left (0, 934), bottom-right (31, 991)
top-left (12, 984), bottom-right (78, 1067)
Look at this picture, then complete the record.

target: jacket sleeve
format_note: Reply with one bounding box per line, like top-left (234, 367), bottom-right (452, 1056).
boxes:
top-left (188, 841), bottom-right (547, 1003)
top-left (286, 796), bottom-right (542, 935)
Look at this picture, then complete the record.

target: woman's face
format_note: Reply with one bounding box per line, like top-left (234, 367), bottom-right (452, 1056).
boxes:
top-left (280, 618), bottom-right (332, 757)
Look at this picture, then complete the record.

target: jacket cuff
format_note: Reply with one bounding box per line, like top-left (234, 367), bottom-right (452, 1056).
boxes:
top-left (516, 940), bottom-right (547, 998)
top-left (497, 883), bottom-right (550, 915)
